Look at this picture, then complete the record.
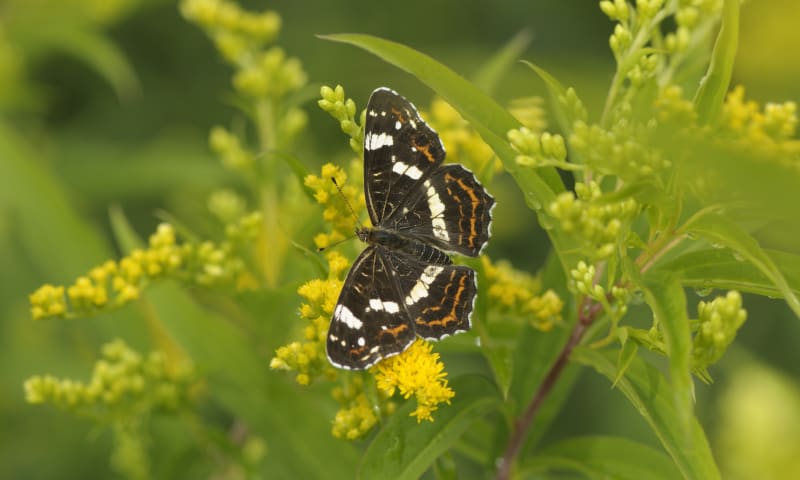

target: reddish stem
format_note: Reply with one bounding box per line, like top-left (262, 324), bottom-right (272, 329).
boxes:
top-left (495, 298), bottom-right (603, 480)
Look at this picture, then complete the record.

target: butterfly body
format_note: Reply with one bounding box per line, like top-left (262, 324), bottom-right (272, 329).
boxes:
top-left (326, 88), bottom-right (494, 370)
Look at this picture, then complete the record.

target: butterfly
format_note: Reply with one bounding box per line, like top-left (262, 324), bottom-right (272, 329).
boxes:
top-left (326, 88), bottom-right (494, 370)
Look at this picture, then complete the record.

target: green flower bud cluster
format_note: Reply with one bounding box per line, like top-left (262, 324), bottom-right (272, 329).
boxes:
top-left (692, 291), bottom-right (747, 374)
top-left (318, 85), bottom-right (364, 154)
top-left (208, 189), bottom-right (247, 224)
top-left (181, 0), bottom-right (281, 64)
top-left (655, 85), bottom-right (698, 127)
top-left (24, 339), bottom-right (195, 414)
top-left (570, 120), bottom-right (671, 182)
top-left (559, 88), bottom-right (589, 124)
top-left (232, 46), bottom-right (307, 99)
top-left (549, 181), bottom-right (638, 260)
top-left (330, 376), bottom-right (394, 440)
top-left (569, 261), bottom-right (605, 300)
top-left (508, 127), bottom-right (568, 169)
top-left (627, 53), bottom-right (660, 87)
top-left (182, 0), bottom-right (308, 156)
top-left (665, 0), bottom-right (721, 54)
top-left (210, 126), bottom-right (255, 171)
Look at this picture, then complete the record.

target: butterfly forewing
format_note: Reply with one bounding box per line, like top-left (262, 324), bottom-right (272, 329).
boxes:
top-left (363, 88), bottom-right (445, 226)
top-left (391, 164), bottom-right (495, 257)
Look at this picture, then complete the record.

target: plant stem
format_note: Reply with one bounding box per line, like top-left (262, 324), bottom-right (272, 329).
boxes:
top-left (495, 297), bottom-right (603, 480)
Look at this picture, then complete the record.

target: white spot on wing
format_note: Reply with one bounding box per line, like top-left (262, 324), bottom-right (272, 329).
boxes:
top-left (405, 265), bottom-right (443, 305)
top-left (395, 120), bottom-right (402, 130)
top-left (357, 337), bottom-right (365, 347)
top-left (383, 301), bottom-right (400, 313)
top-left (368, 298), bottom-right (401, 313)
top-left (334, 304), bottom-right (362, 329)
top-left (365, 132), bottom-right (394, 151)
top-left (391, 161), bottom-right (424, 180)
top-left (424, 180), bottom-right (450, 241)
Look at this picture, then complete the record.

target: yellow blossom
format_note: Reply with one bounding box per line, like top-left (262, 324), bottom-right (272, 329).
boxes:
top-left (29, 216), bottom-right (261, 320)
top-left (481, 256), bottom-right (563, 331)
top-left (373, 339), bottom-right (454, 422)
top-left (304, 163), bottom-right (365, 250)
top-left (270, 251), bottom-right (348, 384)
top-left (427, 98), bottom-right (500, 177)
top-left (330, 375), bottom-right (395, 439)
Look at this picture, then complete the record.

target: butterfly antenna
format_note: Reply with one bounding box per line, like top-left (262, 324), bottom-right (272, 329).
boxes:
top-left (331, 177), bottom-right (364, 228)
top-left (318, 177), bottom-right (363, 253)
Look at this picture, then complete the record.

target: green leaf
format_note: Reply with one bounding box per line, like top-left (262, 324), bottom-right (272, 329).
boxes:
top-left (572, 348), bottom-right (720, 480)
top-left (0, 123), bottom-right (110, 277)
top-left (682, 213), bottom-right (800, 318)
top-left (358, 375), bottom-right (500, 480)
top-left (471, 30), bottom-right (533, 95)
top-left (53, 28), bottom-right (140, 101)
top-left (613, 335), bottom-right (638, 387)
top-left (520, 435), bottom-right (681, 480)
top-left (520, 61), bottom-right (576, 137)
top-left (693, 0), bottom-right (739, 125)
top-left (657, 248), bottom-right (800, 298)
top-left (641, 273), bottom-right (693, 441)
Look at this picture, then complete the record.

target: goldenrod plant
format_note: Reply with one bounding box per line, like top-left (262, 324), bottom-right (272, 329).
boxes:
top-left (6, 0), bottom-right (800, 478)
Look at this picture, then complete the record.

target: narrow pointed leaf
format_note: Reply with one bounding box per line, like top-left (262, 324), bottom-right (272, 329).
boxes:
top-left (693, 0), bottom-right (739, 125)
top-left (683, 213), bottom-right (800, 318)
top-left (572, 348), bottom-right (720, 480)
top-left (358, 375), bottom-right (500, 480)
top-left (657, 248), bottom-right (800, 298)
top-left (472, 30), bottom-right (533, 95)
top-left (521, 435), bottom-right (681, 480)
top-left (641, 273), bottom-right (694, 443)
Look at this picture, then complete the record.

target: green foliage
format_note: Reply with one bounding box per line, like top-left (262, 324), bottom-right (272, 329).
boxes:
top-left (4, 0), bottom-right (800, 479)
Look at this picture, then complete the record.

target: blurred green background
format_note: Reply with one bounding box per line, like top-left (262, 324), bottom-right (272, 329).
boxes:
top-left (2, 0), bottom-right (799, 478)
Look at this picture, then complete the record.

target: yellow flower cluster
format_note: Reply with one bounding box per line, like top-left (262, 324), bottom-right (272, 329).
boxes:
top-left (427, 98), bottom-right (500, 178)
top-left (373, 339), bottom-right (455, 422)
top-left (29, 214), bottom-right (262, 320)
top-left (481, 256), bottom-right (562, 331)
top-left (304, 163), bottom-right (365, 250)
top-left (269, 251), bottom-right (348, 384)
top-left (549, 181), bottom-right (638, 260)
top-left (330, 376), bottom-right (395, 440)
top-left (720, 86), bottom-right (800, 158)
top-left (25, 338), bottom-right (195, 412)
top-left (655, 85), bottom-right (698, 126)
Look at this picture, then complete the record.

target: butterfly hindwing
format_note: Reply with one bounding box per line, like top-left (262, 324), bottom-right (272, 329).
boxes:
top-left (326, 247), bottom-right (416, 370)
top-left (383, 251), bottom-right (476, 340)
